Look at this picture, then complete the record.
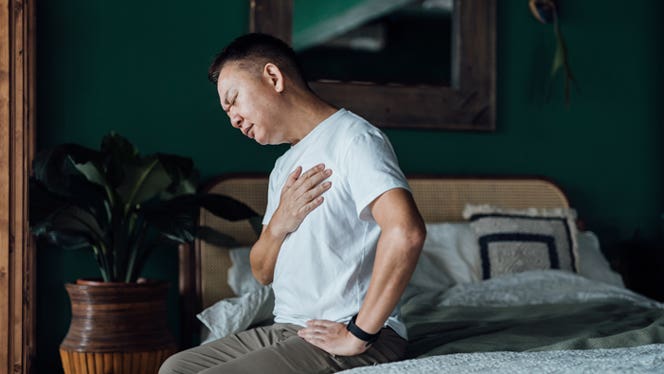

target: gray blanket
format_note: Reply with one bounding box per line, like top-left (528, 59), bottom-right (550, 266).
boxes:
top-left (405, 300), bottom-right (664, 357)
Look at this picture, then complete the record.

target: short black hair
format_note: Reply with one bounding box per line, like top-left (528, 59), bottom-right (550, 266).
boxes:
top-left (208, 33), bottom-right (307, 87)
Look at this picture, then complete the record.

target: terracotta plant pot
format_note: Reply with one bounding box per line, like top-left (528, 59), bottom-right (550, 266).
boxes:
top-left (59, 279), bottom-right (177, 374)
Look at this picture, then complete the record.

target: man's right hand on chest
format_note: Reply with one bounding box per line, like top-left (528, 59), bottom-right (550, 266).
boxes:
top-left (270, 163), bottom-right (333, 236)
top-left (250, 163), bottom-right (332, 285)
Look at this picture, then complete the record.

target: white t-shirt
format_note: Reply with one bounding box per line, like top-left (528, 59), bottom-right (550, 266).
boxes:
top-left (261, 109), bottom-right (410, 338)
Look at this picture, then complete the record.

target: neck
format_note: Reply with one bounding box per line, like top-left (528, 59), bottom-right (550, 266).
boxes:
top-left (282, 86), bottom-right (338, 145)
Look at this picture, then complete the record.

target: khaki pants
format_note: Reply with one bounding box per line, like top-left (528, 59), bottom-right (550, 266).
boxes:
top-left (159, 323), bottom-right (406, 374)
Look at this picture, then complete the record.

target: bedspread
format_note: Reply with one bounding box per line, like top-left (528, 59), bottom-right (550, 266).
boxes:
top-left (342, 343), bottom-right (664, 373)
top-left (340, 270), bottom-right (664, 373)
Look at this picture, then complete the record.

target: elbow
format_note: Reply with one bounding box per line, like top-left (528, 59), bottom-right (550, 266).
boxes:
top-left (249, 253), bottom-right (273, 285)
top-left (387, 218), bottom-right (426, 255)
top-left (405, 212), bottom-right (427, 250)
top-left (251, 265), bottom-right (273, 286)
top-left (409, 219), bottom-right (427, 254)
top-left (254, 272), bottom-right (273, 286)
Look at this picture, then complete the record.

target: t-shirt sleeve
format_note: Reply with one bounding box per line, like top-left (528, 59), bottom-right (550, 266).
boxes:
top-left (343, 131), bottom-right (410, 221)
top-left (262, 168), bottom-right (280, 226)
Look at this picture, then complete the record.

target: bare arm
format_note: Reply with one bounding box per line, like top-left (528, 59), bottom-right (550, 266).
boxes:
top-left (298, 188), bottom-right (426, 355)
top-left (351, 188), bottom-right (425, 333)
top-left (250, 163), bottom-right (332, 284)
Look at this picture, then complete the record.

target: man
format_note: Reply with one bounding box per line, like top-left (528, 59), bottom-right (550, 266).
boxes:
top-left (160, 33), bottom-right (425, 374)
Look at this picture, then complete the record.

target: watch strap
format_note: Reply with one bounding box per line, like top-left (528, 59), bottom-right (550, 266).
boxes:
top-left (346, 314), bottom-right (380, 346)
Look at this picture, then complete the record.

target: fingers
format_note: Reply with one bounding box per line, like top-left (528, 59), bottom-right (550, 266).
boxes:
top-left (303, 181), bottom-right (331, 204)
top-left (300, 163), bottom-right (326, 180)
top-left (306, 320), bottom-right (335, 328)
top-left (300, 164), bottom-right (332, 186)
top-left (298, 195), bottom-right (324, 217)
top-left (298, 320), bottom-right (334, 343)
top-left (294, 164), bottom-right (332, 196)
top-left (298, 320), bottom-right (369, 357)
top-left (282, 164), bottom-right (331, 193)
top-left (284, 166), bottom-right (302, 189)
top-left (282, 163), bottom-right (332, 201)
top-left (274, 163), bottom-right (332, 235)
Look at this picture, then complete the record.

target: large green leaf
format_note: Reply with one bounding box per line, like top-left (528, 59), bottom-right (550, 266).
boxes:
top-left (32, 144), bottom-right (102, 197)
top-left (158, 153), bottom-right (197, 197)
top-left (196, 225), bottom-right (241, 248)
top-left (140, 194), bottom-right (197, 242)
top-left (40, 229), bottom-right (94, 251)
top-left (101, 132), bottom-right (138, 165)
top-left (142, 203), bottom-right (197, 244)
top-left (248, 216), bottom-right (264, 236)
top-left (29, 179), bottom-right (68, 225)
top-left (140, 192), bottom-right (258, 243)
top-left (44, 206), bottom-right (105, 241)
top-left (196, 193), bottom-right (259, 221)
top-left (31, 205), bottom-right (103, 251)
top-left (101, 132), bottom-right (138, 188)
top-left (116, 155), bottom-right (172, 207)
top-left (30, 162), bottom-right (109, 227)
top-left (74, 160), bottom-right (108, 189)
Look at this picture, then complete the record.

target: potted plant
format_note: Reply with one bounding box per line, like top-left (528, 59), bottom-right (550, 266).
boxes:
top-left (30, 133), bottom-right (259, 374)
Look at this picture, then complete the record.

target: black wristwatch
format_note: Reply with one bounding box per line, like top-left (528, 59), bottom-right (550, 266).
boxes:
top-left (346, 314), bottom-right (381, 346)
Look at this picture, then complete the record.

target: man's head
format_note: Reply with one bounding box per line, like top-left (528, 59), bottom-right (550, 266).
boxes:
top-left (209, 33), bottom-right (310, 145)
top-left (208, 33), bottom-right (307, 88)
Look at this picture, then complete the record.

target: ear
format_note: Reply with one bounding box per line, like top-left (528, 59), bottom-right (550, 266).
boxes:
top-left (263, 63), bottom-right (284, 93)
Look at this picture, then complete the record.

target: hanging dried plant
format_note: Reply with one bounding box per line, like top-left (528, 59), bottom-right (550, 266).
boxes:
top-left (529, 0), bottom-right (577, 104)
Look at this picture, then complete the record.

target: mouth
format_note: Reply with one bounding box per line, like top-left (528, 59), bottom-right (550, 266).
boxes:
top-left (242, 124), bottom-right (254, 138)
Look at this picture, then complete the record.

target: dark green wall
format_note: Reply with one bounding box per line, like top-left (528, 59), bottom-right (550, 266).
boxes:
top-left (35, 0), bottom-right (663, 372)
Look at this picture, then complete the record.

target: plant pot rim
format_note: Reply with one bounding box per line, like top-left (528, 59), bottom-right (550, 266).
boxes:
top-left (73, 278), bottom-right (166, 287)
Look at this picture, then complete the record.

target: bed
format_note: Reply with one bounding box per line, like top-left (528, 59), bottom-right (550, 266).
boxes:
top-left (178, 175), bottom-right (664, 373)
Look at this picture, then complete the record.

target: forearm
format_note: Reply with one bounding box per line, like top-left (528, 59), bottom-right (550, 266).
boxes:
top-left (249, 222), bottom-right (288, 285)
top-left (354, 226), bottom-right (424, 333)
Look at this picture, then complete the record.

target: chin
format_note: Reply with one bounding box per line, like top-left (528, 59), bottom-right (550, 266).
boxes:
top-left (253, 134), bottom-right (268, 145)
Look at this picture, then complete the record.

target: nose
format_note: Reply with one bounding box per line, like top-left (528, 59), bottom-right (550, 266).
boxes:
top-left (229, 111), bottom-right (243, 129)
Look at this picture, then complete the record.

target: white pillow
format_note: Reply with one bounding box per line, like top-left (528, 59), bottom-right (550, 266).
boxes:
top-left (197, 247), bottom-right (274, 344)
top-left (197, 285), bottom-right (274, 344)
top-left (406, 222), bottom-right (623, 296)
top-left (576, 230), bottom-right (624, 287)
top-left (402, 223), bottom-right (478, 302)
top-left (228, 247), bottom-right (265, 295)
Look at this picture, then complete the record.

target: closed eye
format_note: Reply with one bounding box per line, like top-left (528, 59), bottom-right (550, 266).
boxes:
top-left (222, 90), bottom-right (238, 112)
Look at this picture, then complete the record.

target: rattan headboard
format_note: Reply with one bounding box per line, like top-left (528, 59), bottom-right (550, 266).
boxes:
top-left (178, 175), bottom-right (568, 347)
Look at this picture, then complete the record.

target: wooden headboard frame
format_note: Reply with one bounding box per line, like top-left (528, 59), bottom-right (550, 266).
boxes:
top-left (178, 174), bottom-right (569, 348)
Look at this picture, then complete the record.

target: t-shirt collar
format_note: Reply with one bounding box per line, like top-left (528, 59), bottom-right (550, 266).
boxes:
top-left (291, 108), bottom-right (346, 149)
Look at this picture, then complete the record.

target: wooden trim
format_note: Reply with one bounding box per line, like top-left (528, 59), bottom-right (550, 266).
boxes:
top-left (249, 0), bottom-right (293, 45)
top-left (0, 0), bottom-right (36, 372)
top-left (0, 0), bottom-right (9, 366)
top-left (250, 0), bottom-right (495, 131)
top-left (178, 243), bottom-right (198, 349)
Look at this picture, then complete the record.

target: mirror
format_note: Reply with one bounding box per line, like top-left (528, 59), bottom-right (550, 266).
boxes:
top-left (250, 0), bottom-right (495, 131)
top-left (294, 0), bottom-right (453, 86)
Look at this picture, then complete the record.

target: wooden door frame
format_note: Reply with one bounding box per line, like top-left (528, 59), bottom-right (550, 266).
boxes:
top-left (1, 0), bottom-right (37, 373)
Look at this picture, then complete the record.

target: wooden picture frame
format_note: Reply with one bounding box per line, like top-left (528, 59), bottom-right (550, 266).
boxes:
top-left (249, 0), bottom-right (496, 131)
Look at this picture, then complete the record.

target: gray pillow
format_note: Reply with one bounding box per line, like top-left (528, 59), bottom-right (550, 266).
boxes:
top-left (463, 205), bottom-right (579, 280)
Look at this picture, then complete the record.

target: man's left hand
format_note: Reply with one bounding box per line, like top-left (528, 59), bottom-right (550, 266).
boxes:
top-left (297, 320), bottom-right (369, 356)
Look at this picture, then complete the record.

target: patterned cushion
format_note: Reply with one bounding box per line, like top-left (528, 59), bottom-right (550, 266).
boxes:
top-left (463, 205), bottom-right (579, 280)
